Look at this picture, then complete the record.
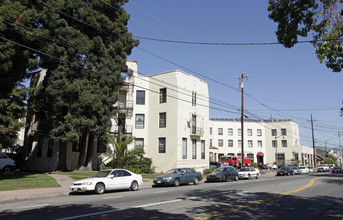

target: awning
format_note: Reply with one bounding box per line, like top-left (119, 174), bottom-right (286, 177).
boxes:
top-left (257, 152), bottom-right (264, 157)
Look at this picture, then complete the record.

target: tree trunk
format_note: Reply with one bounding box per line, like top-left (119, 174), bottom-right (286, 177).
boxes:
top-left (83, 134), bottom-right (95, 170)
top-left (77, 134), bottom-right (88, 169)
top-left (57, 141), bottom-right (68, 171)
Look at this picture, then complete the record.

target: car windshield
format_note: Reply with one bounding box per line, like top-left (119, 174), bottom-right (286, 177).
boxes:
top-left (239, 168), bottom-right (250, 171)
top-left (279, 167), bottom-right (287, 170)
top-left (214, 167), bottom-right (224, 173)
top-left (93, 170), bottom-right (111, 178)
top-left (299, 167), bottom-right (305, 169)
top-left (318, 165), bottom-right (326, 167)
top-left (165, 169), bottom-right (180, 174)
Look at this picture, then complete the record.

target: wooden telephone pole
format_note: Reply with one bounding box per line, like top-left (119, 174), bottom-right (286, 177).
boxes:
top-left (238, 73), bottom-right (248, 167)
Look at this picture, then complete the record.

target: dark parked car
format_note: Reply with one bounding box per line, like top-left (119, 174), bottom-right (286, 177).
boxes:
top-left (332, 166), bottom-right (343, 173)
top-left (206, 166), bottom-right (238, 182)
top-left (276, 167), bottom-right (295, 176)
top-left (153, 168), bottom-right (203, 187)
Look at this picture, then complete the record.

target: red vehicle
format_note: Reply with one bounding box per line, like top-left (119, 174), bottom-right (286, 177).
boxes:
top-left (220, 156), bottom-right (251, 167)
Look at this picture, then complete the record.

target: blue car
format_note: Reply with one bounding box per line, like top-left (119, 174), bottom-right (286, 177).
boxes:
top-left (206, 166), bottom-right (239, 182)
top-left (153, 168), bottom-right (203, 187)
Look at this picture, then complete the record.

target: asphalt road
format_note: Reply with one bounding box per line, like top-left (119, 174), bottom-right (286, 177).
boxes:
top-left (1, 173), bottom-right (342, 220)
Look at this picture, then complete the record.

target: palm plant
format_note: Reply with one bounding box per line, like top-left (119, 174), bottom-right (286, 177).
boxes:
top-left (108, 132), bottom-right (134, 168)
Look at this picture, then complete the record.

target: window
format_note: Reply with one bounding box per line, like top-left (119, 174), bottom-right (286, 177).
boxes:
top-left (210, 139), bottom-right (212, 146)
top-left (182, 138), bottom-right (187, 159)
top-left (97, 139), bottom-right (106, 153)
top-left (257, 140), bottom-right (262, 148)
top-left (135, 138), bottom-right (144, 149)
top-left (228, 140), bottom-right (233, 147)
top-left (209, 127), bottom-right (212, 135)
top-left (191, 114), bottom-right (197, 134)
top-left (272, 140), bottom-right (277, 148)
top-left (47, 139), bottom-right (53, 157)
top-left (201, 140), bottom-right (205, 159)
top-left (281, 128), bottom-right (287, 136)
top-left (192, 139), bottom-right (197, 159)
top-left (218, 139), bottom-right (223, 147)
top-left (218, 128), bottom-right (223, 135)
top-left (159, 138), bottom-right (166, 153)
top-left (247, 129), bottom-right (252, 136)
top-left (282, 140), bottom-right (287, 147)
top-left (192, 92), bottom-right (197, 106)
top-left (159, 112), bottom-right (166, 128)
top-left (37, 135), bottom-right (43, 157)
top-left (135, 114), bottom-right (144, 129)
top-left (228, 128), bottom-right (233, 136)
top-left (271, 129), bottom-right (277, 136)
top-left (248, 140), bottom-right (253, 148)
top-left (238, 140), bottom-right (241, 148)
top-left (136, 90), bottom-right (145, 105)
top-left (238, 128), bottom-right (241, 136)
top-left (257, 129), bottom-right (262, 136)
top-left (247, 153), bottom-right (254, 163)
top-left (160, 88), bottom-right (167, 103)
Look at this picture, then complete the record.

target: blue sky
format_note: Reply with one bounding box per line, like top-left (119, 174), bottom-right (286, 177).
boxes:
top-left (124, 0), bottom-right (343, 148)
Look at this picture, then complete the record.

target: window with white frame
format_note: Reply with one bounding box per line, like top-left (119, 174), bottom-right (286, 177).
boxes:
top-left (238, 128), bottom-right (241, 136)
top-left (135, 114), bottom-right (144, 129)
top-left (228, 128), bottom-right (233, 136)
top-left (192, 139), bottom-right (197, 159)
top-left (248, 140), bottom-right (253, 148)
top-left (271, 129), bottom-right (277, 136)
top-left (136, 90), bottom-right (145, 105)
top-left (182, 138), bottom-right (187, 159)
top-left (159, 88), bottom-right (167, 103)
top-left (228, 140), bottom-right (233, 147)
top-left (218, 139), bottom-right (223, 147)
top-left (257, 140), bottom-right (262, 148)
top-left (282, 140), bottom-right (287, 147)
top-left (201, 140), bottom-right (205, 159)
top-left (159, 112), bottom-right (166, 128)
top-left (238, 140), bottom-right (241, 148)
top-left (247, 129), bottom-right (252, 136)
top-left (135, 138), bottom-right (144, 149)
top-left (257, 129), bottom-right (262, 136)
top-left (218, 128), bottom-right (223, 135)
top-left (192, 92), bottom-right (197, 106)
top-left (159, 138), bottom-right (166, 153)
top-left (281, 128), bottom-right (287, 136)
top-left (209, 127), bottom-right (212, 135)
top-left (272, 140), bottom-right (277, 148)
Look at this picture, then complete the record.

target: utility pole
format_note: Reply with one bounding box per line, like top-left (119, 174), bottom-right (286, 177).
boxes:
top-left (338, 131), bottom-right (342, 168)
top-left (310, 114), bottom-right (316, 167)
top-left (238, 73), bottom-right (248, 167)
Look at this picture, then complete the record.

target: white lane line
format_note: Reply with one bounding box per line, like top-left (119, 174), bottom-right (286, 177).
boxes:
top-left (134, 199), bottom-right (182, 208)
top-left (103, 196), bottom-right (123, 200)
top-left (57, 199), bottom-right (182, 220)
top-left (153, 190), bottom-right (168, 194)
top-left (21, 204), bottom-right (50, 209)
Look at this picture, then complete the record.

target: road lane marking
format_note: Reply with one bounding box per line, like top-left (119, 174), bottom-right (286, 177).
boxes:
top-left (194, 177), bottom-right (321, 220)
top-left (21, 204), bottom-right (50, 209)
top-left (153, 190), bottom-right (168, 194)
top-left (103, 196), bottom-right (123, 200)
top-left (57, 199), bottom-right (182, 220)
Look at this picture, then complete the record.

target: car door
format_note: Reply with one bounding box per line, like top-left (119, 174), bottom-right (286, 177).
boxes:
top-left (180, 168), bottom-right (189, 184)
top-left (186, 168), bottom-right (196, 183)
top-left (121, 170), bottom-right (134, 189)
top-left (106, 170), bottom-right (124, 190)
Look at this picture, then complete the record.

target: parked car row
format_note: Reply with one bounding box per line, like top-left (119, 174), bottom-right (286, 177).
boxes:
top-left (317, 164), bottom-right (336, 172)
top-left (276, 166), bottom-right (317, 176)
top-left (70, 166), bottom-right (262, 194)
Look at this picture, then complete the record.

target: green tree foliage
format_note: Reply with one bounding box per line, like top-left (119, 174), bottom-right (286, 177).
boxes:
top-left (267, 0), bottom-right (343, 72)
top-left (124, 147), bottom-right (154, 173)
top-left (0, 0), bottom-right (138, 170)
top-left (0, 88), bottom-right (27, 149)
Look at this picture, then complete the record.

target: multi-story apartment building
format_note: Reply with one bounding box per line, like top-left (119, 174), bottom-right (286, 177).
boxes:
top-left (119, 61), bottom-right (210, 173)
top-left (209, 118), bottom-right (314, 167)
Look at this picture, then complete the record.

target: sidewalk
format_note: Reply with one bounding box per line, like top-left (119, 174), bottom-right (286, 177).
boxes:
top-left (0, 174), bottom-right (154, 204)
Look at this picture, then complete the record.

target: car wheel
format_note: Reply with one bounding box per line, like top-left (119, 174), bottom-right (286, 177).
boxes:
top-left (95, 183), bottom-right (105, 194)
top-left (234, 175), bottom-right (239, 181)
top-left (256, 174), bottom-right (259, 179)
top-left (130, 181), bottom-right (139, 191)
top-left (174, 178), bottom-right (180, 187)
top-left (193, 177), bottom-right (200, 185)
top-left (3, 166), bottom-right (13, 174)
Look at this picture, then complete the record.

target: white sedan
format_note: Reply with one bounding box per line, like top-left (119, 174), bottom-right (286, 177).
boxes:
top-left (298, 166), bottom-right (309, 174)
top-left (70, 169), bottom-right (143, 194)
top-left (238, 167), bottom-right (260, 179)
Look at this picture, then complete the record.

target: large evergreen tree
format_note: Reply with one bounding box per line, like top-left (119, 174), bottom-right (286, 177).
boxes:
top-left (0, 0), bottom-right (138, 170)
